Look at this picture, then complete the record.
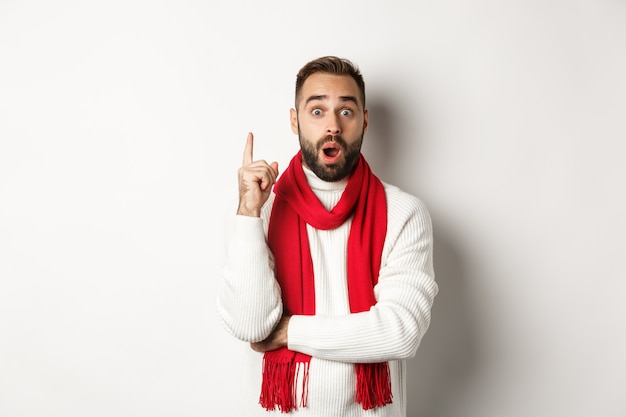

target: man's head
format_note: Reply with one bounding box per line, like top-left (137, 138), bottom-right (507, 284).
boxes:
top-left (290, 56), bottom-right (368, 182)
top-left (294, 56), bottom-right (366, 110)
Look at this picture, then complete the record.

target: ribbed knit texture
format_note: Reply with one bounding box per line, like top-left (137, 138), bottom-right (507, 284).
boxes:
top-left (217, 166), bottom-right (438, 417)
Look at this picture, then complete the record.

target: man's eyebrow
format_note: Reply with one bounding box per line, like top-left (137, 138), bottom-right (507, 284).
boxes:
top-left (339, 95), bottom-right (359, 105)
top-left (304, 95), bottom-right (360, 106)
top-left (305, 95), bottom-right (328, 105)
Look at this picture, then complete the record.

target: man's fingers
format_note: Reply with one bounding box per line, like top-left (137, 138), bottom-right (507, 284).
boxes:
top-left (242, 132), bottom-right (253, 167)
top-left (270, 161), bottom-right (279, 177)
top-left (241, 132), bottom-right (279, 179)
top-left (241, 163), bottom-right (277, 189)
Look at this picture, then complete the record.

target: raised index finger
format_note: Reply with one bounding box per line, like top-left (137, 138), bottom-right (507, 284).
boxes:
top-left (242, 132), bottom-right (254, 166)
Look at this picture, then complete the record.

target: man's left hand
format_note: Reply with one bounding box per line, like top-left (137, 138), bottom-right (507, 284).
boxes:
top-left (250, 316), bottom-right (291, 352)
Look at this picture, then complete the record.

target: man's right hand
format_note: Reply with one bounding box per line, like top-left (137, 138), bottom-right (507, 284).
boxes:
top-left (237, 132), bottom-right (279, 217)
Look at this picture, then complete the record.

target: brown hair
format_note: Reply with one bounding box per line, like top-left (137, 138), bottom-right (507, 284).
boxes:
top-left (295, 56), bottom-right (366, 110)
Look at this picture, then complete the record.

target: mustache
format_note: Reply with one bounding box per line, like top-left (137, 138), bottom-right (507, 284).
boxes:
top-left (317, 135), bottom-right (348, 150)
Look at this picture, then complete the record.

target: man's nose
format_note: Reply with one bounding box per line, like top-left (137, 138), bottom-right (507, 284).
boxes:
top-left (326, 113), bottom-right (341, 135)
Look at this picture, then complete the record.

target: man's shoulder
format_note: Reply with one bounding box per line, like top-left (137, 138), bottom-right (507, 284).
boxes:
top-left (382, 181), bottom-right (430, 218)
top-left (380, 182), bottom-right (433, 254)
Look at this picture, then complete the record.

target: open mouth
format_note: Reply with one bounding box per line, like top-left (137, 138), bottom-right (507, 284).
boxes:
top-left (321, 142), bottom-right (342, 163)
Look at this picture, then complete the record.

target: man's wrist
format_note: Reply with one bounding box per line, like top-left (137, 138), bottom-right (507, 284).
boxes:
top-left (280, 316), bottom-right (291, 347)
top-left (237, 204), bottom-right (261, 217)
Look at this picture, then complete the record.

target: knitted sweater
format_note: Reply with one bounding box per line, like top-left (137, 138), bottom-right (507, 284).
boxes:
top-left (217, 167), bottom-right (437, 417)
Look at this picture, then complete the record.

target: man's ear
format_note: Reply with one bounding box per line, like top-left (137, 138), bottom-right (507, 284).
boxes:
top-left (290, 108), bottom-right (298, 134)
top-left (363, 109), bottom-right (369, 134)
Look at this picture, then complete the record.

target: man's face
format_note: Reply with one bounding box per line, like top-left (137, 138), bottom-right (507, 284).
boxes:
top-left (290, 73), bottom-right (368, 182)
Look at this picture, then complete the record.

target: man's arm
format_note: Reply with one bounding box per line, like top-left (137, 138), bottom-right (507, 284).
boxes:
top-left (272, 192), bottom-right (437, 362)
top-left (216, 133), bottom-right (283, 343)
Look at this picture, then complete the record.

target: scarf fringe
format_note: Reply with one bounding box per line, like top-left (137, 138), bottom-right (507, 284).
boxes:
top-left (355, 362), bottom-right (393, 410)
top-left (260, 352), bottom-right (310, 413)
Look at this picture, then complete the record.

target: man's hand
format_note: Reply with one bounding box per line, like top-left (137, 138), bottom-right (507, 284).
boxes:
top-left (237, 132), bottom-right (279, 217)
top-left (250, 316), bottom-right (291, 352)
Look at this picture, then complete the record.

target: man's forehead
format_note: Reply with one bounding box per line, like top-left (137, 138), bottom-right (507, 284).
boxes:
top-left (299, 73), bottom-right (362, 106)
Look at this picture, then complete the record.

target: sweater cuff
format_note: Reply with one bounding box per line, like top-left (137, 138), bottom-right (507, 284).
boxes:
top-left (233, 214), bottom-right (265, 238)
top-left (226, 214), bottom-right (269, 265)
top-left (287, 315), bottom-right (308, 352)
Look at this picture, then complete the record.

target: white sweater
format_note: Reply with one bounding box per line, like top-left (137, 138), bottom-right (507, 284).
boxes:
top-left (217, 167), bottom-right (437, 417)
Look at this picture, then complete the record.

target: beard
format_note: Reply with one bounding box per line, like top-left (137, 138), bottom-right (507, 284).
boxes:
top-left (299, 128), bottom-right (364, 182)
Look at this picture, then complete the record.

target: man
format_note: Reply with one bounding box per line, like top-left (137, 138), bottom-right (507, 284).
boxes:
top-left (217, 56), bottom-right (437, 416)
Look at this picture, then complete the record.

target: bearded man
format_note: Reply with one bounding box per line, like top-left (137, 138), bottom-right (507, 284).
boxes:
top-left (217, 56), bottom-right (438, 417)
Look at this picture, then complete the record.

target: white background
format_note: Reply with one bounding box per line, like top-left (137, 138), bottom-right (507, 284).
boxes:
top-left (1, 1), bottom-right (625, 416)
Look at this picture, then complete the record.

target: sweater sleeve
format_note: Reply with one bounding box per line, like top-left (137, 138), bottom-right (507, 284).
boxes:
top-left (216, 206), bottom-right (283, 343)
top-left (287, 192), bottom-right (437, 363)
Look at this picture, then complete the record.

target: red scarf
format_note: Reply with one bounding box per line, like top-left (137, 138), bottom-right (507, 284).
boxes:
top-left (261, 151), bottom-right (391, 412)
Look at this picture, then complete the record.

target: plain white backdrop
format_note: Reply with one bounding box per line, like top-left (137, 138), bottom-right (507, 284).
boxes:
top-left (1, 1), bottom-right (625, 416)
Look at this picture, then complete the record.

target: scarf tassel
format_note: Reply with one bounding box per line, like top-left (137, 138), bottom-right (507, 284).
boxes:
top-left (260, 353), bottom-right (310, 413)
top-left (355, 362), bottom-right (393, 410)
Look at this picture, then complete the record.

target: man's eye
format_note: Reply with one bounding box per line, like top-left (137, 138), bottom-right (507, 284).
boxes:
top-left (340, 109), bottom-right (352, 116)
top-left (312, 109), bottom-right (322, 116)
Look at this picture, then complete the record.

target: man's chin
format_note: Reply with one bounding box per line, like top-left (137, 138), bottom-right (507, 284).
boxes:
top-left (315, 165), bottom-right (347, 182)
